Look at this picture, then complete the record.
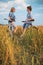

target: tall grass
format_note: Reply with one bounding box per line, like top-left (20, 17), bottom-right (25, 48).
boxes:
top-left (0, 25), bottom-right (43, 65)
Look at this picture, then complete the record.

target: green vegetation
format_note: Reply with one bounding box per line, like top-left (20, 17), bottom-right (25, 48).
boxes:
top-left (0, 25), bottom-right (43, 65)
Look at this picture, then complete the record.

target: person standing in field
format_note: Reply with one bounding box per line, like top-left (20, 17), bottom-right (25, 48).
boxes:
top-left (8, 7), bottom-right (16, 32)
top-left (21, 6), bottom-right (34, 37)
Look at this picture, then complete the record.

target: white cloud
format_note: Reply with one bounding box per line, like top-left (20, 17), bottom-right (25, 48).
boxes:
top-left (0, 0), bottom-right (29, 15)
top-left (16, 6), bottom-right (22, 10)
top-left (0, 2), bottom-right (7, 9)
top-left (8, 1), bottom-right (15, 8)
top-left (14, 0), bottom-right (25, 5)
top-left (0, 0), bottom-right (28, 11)
top-left (0, 1), bottom-right (15, 14)
top-left (0, 1), bottom-right (15, 9)
top-left (16, 3), bottom-right (27, 10)
top-left (0, 12), bottom-right (9, 15)
top-left (14, 0), bottom-right (28, 9)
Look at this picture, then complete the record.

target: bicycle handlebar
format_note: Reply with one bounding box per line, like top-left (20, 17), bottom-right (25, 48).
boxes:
top-left (4, 18), bottom-right (8, 20)
top-left (22, 19), bottom-right (35, 22)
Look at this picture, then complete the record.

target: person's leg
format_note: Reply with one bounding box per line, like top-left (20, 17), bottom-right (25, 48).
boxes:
top-left (12, 22), bottom-right (15, 31)
top-left (14, 27), bottom-right (18, 33)
top-left (9, 22), bottom-right (14, 39)
top-left (25, 23), bottom-right (29, 28)
top-left (30, 23), bottom-right (32, 26)
top-left (12, 22), bottom-right (17, 34)
top-left (21, 28), bottom-right (26, 36)
top-left (8, 22), bottom-right (11, 32)
top-left (25, 23), bottom-right (32, 28)
top-left (21, 23), bottom-right (30, 37)
top-left (8, 22), bottom-right (13, 38)
top-left (23, 23), bottom-right (26, 29)
top-left (29, 23), bottom-right (32, 27)
top-left (21, 23), bottom-right (27, 37)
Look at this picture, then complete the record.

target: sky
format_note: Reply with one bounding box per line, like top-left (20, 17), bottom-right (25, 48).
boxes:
top-left (0, 0), bottom-right (43, 26)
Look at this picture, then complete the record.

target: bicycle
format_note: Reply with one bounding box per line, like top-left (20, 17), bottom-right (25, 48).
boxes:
top-left (4, 18), bottom-right (15, 39)
top-left (20, 19), bottom-right (38, 37)
top-left (22, 19), bottom-right (38, 30)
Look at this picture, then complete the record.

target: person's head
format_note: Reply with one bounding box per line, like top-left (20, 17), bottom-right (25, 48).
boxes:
top-left (27, 6), bottom-right (32, 13)
top-left (10, 7), bottom-right (16, 12)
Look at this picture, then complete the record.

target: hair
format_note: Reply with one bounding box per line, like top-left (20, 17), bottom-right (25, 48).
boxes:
top-left (27, 6), bottom-right (32, 11)
top-left (10, 7), bottom-right (15, 12)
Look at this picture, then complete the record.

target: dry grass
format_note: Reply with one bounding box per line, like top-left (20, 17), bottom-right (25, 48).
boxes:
top-left (0, 25), bottom-right (43, 65)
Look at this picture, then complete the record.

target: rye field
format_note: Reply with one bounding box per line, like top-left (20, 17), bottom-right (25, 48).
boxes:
top-left (0, 25), bottom-right (43, 65)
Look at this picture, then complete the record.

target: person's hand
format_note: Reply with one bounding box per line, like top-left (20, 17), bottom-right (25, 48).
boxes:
top-left (8, 17), bottom-right (12, 21)
top-left (25, 19), bottom-right (28, 22)
top-left (26, 18), bottom-right (34, 22)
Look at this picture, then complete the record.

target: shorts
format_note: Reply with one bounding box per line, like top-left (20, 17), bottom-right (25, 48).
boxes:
top-left (8, 21), bottom-right (16, 31)
top-left (23, 23), bottom-right (32, 29)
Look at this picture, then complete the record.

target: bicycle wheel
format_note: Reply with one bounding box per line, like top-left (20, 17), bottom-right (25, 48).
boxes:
top-left (30, 26), bottom-right (38, 31)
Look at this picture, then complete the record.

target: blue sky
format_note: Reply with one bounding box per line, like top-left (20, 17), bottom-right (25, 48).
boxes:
top-left (0, 0), bottom-right (43, 26)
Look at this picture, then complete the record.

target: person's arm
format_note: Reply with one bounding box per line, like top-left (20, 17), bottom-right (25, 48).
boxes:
top-left (8, 17), bottom-right (10, 20)
top-left (26, 13), bottom-right (34, 22)
top-left (26, 18), bottom-right (33, 21)
top-left (8, 17), bottom-right (12, 21)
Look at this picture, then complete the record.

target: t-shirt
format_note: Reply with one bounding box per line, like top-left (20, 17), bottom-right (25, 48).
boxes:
top-left (9, 12), bottom-right (15, 21)
top-left (26, 12), bottom-right (32, 24)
